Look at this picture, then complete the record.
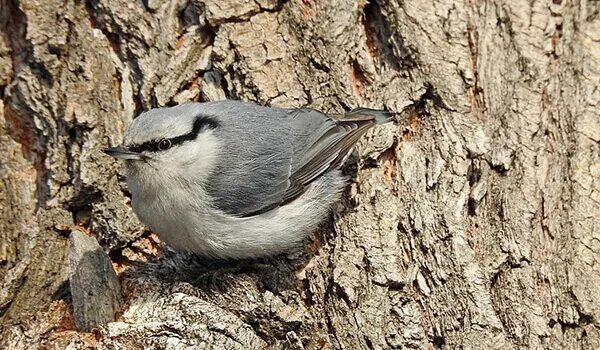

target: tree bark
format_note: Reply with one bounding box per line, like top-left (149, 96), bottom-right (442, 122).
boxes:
top-left (1, 0), bottom-right (599, 349)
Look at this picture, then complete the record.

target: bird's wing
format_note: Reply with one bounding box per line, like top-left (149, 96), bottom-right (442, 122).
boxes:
top-left (204, 103), bottom-right (393, 217)
top-left (280, 108), bottom-right (393, 204)
top-left (203, 105), bottom-right (294, 218)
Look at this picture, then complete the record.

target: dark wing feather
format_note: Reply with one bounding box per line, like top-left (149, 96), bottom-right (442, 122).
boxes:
top-left (279, 107), bottom-right (392, 204)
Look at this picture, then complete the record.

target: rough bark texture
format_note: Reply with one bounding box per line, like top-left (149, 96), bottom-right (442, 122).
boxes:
top-left (1, 0), bottom-right (599, 349)
top-left (69, 230), bottom-right (122, 332)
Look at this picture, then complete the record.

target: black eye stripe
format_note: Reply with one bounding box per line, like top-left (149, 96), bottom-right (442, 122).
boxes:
top-left (128, 115), bottom-right (220, 153)
top-left (192, 116), bottom-right (220, 133)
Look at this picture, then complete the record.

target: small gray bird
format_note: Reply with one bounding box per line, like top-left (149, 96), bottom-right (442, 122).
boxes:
top-left (104, 100), bottom-right (394, 259)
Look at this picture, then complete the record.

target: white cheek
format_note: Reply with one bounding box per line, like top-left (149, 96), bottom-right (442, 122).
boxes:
top-left (165, 131), bottom-right (220, 180)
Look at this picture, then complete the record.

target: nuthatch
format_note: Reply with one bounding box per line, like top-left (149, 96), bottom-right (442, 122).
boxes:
top-left (104, 101), bottom-right (394, 259)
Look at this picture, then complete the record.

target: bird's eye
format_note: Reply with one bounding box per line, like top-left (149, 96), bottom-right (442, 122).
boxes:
top-left (158, 139), bottom-right (172, 151)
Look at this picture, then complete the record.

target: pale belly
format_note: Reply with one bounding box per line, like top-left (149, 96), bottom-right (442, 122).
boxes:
top-left (131, 191), bottom-right (213, 253)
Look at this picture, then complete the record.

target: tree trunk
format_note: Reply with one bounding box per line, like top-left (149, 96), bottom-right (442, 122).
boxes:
top-left (1, 0), bottom-right (599, 348)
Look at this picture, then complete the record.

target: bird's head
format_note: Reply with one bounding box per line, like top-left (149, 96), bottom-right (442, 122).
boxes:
top-left (103, 104), bottom-right (221, 190)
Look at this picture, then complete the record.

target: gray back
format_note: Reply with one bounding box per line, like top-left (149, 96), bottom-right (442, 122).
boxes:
top-left (128, 101), bottom-right (390, 217)
top-left (200, 101), bottom-right (295, 216)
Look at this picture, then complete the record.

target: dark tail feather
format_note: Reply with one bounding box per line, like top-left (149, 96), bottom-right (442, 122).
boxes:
top-left (346, 107), bottom-right (395, 125)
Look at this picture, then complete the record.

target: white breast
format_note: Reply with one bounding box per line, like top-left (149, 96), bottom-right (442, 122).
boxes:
top-left (130, 170), bottom-right (346, 259)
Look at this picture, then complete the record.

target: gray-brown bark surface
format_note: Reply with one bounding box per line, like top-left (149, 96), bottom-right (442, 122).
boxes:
top-left (1, 0), bottom-right (599, 349)
top-left (68, 230), bottom-right (122, 332)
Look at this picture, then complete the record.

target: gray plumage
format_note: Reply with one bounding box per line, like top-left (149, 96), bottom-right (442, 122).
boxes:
top-left (104, 100), bottom-right (394, 259)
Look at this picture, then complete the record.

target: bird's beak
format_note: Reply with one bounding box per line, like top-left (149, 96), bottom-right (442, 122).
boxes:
top-left (103, 146), bottom-right (143, 160)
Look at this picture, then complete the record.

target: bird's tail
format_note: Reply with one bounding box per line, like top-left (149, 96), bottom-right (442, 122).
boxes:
top-left (345, 107), bottom-right (395, 124)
